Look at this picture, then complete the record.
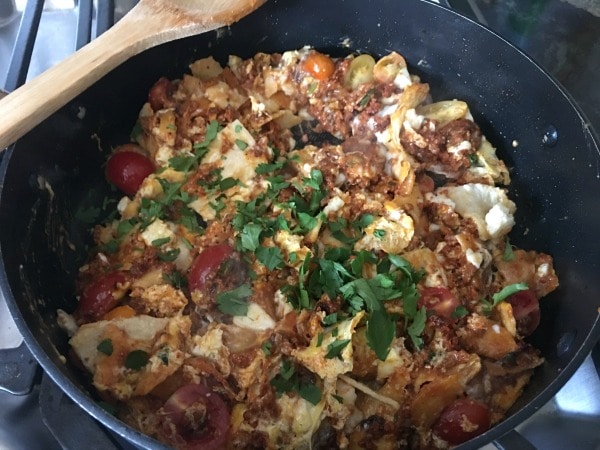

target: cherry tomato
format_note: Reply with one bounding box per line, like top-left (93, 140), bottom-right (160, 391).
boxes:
top-left (105, 148), bottom-right (154, 196)
top-left (418, 287), bottom-right (460, 319)
top-left (148, 76), bottom-right (174, 111)
top-left (433, 398), bottom-right (492, 445)
top-left (160, 384), bottom-right (230, 450)
top-left (75, 271), bottom-right (127, 321)
top-left (506, 289), bottom-right (540, 336)
top-left (187, 244), bottom-right (235, 293)
top-left (302, 52), bottom-right (335, 81)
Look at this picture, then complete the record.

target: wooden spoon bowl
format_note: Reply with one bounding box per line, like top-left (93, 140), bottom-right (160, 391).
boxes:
top-left (0, 0), bottom-right (265, 151)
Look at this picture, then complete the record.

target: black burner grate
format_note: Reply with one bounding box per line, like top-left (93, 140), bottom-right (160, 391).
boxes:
top-left (4, 0), bottom-right (114, 92)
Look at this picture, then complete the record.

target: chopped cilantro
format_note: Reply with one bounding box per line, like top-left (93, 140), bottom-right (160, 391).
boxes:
top-left (366, 309), bottom-right (395, 360)
top-left (451, 305), bottom-right (469, 319)
top-left (151, 237), bottom-right (171, 247)
top-left (101, 239), bottom-right (119, 255)
top-left (157, 248), bottom-right (180, 262)
top-left (358, 88), bottom-right (376, 108)
top-left (117, 219), bottom-right (136, 238)
top-left (316, 332), bottom-right (324, 347)
top-left (270, 359), bottom-right (322, 405)
top-left (261, 340), bottom-right (273, 356)
top-left (503, 238), bottom-right (515, 261)
top-left (195, 120), bottom-right (220, 149)
top-left (256, 160), bottom-right (285, 174)
top-left (216, 283), bottom-right (252, 316)
top-left (322, 313), bottom-right (338, 326)
top-left (373, 229), bottom-right (386, 239)
top-left (157, 347), bottom-right (170, 365)
top-left (492, 282), bottom-right (529, 304)
top-left (325, 339), bottom-right (351, 359)
top-left (235, 139), bottom-right (249, 151)
top-left (255, 246), bottom-right (285, 270)
top-left (467, 153), bottom-right (481, 167)
top-left (162, 270), bottom-right (187, 289)
top-left (297, 383), bottom-right (323, 405)
top-left (240, 223), bottom-right (263, 252)
top-left (125, 350), bottom-right (150, 371)
top-left (130, 121), bottom-right (143, 141)
top-left (353, 213), bottom-right (375, 230)
top-left (96, 338), bottom-right (113, 356)
top-left (407, 307), bottom-right (427, 349)
top-left (219, 177), bottom-right (239, 191)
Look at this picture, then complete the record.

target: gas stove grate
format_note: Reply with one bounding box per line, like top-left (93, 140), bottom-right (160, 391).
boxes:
top-left (4, 0), bottom-right (114, 92)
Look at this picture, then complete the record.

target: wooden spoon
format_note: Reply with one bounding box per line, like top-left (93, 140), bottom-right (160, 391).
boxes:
top-left (0, 0), bottom-right (265, 151)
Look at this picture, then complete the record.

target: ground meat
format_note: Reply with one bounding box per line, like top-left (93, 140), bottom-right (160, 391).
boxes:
top-left (147, 77), bottom-right (176, 111)
top-left (401, 118), bottom-right (482, 174)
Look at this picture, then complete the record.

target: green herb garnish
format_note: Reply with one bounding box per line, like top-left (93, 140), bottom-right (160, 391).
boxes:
top-left (125, 350), bottom-right (150, 371)
top-left (96, 339), bottom-right (113, 356)
top-left (216, 283), bottom-right (252, 316)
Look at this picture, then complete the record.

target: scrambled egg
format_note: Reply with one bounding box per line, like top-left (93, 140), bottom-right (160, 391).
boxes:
top-left (62, 47), bottom-right (558, 450)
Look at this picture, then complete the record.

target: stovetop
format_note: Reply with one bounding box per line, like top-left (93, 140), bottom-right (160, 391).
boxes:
top-left (1, 1), bottom-right (599, 449)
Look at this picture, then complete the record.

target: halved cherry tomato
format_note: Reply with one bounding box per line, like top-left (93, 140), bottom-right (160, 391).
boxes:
top-left (105, 147), bottom-right (154, 196)
top-left (148, 76), bottom-right (175, 111)
top-left (302, 52), bottom-right (335, 81)
top-left (187, 244), bottom-right (235, 293)
top-left (160, 384), bottom-right (230, 450)
top-left (506, 289), bottom-right (540, 336)
top-left (433, 398), bottom-right (491, 445)
top-left (418, 287), bottom-right (460, 319)
top-left (75, 271), bottom-right (127, 322)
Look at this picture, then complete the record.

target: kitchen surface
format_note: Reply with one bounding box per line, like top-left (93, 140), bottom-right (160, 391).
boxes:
top-left (0, 0), bottom-right (599, 449)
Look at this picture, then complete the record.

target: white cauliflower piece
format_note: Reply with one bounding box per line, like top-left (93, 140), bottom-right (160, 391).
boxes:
top-left (431, 183), bottom-right (516, 240)
top-left (233, 303), bottom-right (276, 331)
top-left (355, 213), bottom-right (414, 254)
top-left (293, 312), bottom-right (365, 380)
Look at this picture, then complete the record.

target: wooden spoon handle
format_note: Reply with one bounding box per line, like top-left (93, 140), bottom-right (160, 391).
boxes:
top-left (0, 0), bottom-right (258, 152)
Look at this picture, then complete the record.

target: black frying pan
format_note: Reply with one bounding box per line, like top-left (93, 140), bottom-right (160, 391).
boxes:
top-left (1, 0), bottom-right (599, 448)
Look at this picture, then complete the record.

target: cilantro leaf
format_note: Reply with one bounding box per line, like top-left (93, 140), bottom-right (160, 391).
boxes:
top-left (373, 229), bottom-right (386, 239)
top-left (256, 160), bottom-right (285, 174)
top-left (407, 307), bottom-right (427, 349)
top-left (151, 237), bottom-right (171, 247)
top-left (503, 238), bottom-right (515, 261)
top-left (216, 283), bottom-right (252, 316)
top-left (366, 309), bottom-right (395, 360)
top-left (297, 383), bottom-right (322, 405)
top-left (235, 139), bottom-right (249, 151)
top-left (240, 223), bottom-right (263, 252)
top-left (125, 350), bottom-right (150, 371)
top-left (325, 339), bottom-right (351, 359)
top-left (255, 246), bottom-right (284, 270)
top-left (157, 248), bottom-right (180, 262)
top-left (451, 305), bottom-right (469, 319)
top-left (492, 282), bottom-right (529, 305)
top-left (96, 338), bottom-right (113, 356)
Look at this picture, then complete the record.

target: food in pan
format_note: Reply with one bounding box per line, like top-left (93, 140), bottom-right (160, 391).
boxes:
top-left (58, 47), bottom-right (559, 449)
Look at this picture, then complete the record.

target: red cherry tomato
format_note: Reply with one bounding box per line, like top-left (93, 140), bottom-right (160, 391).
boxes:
top-left (106, 148), bottom-right (154, 196)
top-left (160, 384), bottom-right (230, 450)
top-left (302, 52), bottom-right (335, 81)
top-left (187, 244), bottom-right (235, 293)
top-left (418, 287), bottom-right (460, 319)
top-left (148, 76), bottom-right (174, 111)
top-left (433, 398), bottom-right (492, 445)
top-left (75, 271), bottom-right (127, 321)
top-left (506, 289), bottom-right (540, 336)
